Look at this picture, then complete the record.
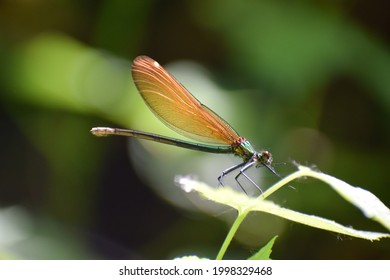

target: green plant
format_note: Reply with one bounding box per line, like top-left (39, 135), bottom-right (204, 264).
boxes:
top-left (176, 164), bottom-right (390, 260)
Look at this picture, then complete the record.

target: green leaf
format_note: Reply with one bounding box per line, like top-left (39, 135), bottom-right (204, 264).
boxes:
top-left (300, 167), bottom-right (390, 230)
top-left (177, 165), bottom-right (390, 241)
top-left (248, 236), bottom-right (278, 260)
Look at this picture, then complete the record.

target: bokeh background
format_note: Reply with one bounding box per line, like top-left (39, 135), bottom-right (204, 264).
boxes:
top-left (0, 0), bottom-right (389, 259)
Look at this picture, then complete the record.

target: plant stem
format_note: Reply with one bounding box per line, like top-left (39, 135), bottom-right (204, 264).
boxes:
top-left (215, 210), bottom-right (249, 260)
top-left (259, 168), bottom-right (304, 200)
top-left (215, 167), bottom-right (311, 259)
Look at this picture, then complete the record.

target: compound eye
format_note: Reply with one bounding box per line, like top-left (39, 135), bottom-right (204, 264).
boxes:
top-left (261, 151), bottom-right (273, 165)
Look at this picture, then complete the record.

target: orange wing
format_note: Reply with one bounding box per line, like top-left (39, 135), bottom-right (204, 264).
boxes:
top-left (131, 56), bottom-right (240, 145)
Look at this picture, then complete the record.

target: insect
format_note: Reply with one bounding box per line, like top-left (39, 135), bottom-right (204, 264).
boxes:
top-left (91, 56), bottom-right (278, 192)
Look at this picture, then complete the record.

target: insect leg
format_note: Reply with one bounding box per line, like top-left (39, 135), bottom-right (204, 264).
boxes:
top-left (234, 160), bottom-right (263, 193)
top-left (218, 161), bottom-right (247, 186)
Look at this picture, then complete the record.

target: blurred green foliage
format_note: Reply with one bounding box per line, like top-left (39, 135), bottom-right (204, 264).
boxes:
top-left (0, 0), bottom-right (388, 259)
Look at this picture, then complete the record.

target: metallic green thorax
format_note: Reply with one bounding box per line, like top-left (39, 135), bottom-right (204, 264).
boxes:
top-left (232, 137), bottom-right (273, 167)
top-left (232, 137), bottom-right (256, 161)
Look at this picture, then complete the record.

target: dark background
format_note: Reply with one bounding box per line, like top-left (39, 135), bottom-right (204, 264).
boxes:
top-left (0, 0), bottom-right (389, 259)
